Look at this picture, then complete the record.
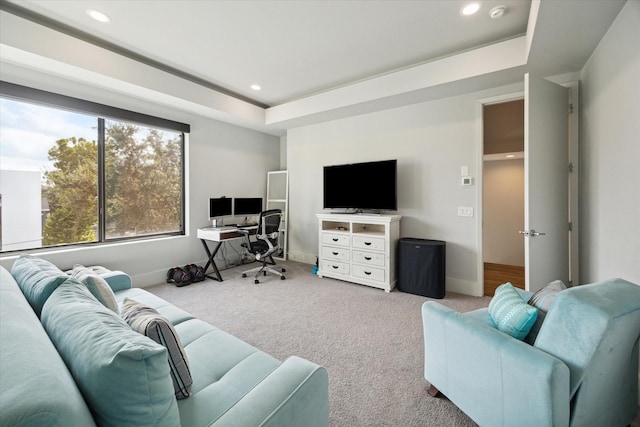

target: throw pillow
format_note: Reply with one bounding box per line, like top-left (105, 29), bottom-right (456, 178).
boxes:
top-left (10, 254), bottom-right (69, 316)
top-left (121, 298), bottom-right (193, 399)
top-left (70, 264), bottom-right (119, 314)
top-left (488, 282), bottom-right (538, 341)
top-left (41, 280), bottom-right (180, 426)
top-left (524, 280), bottom-right (567, 344)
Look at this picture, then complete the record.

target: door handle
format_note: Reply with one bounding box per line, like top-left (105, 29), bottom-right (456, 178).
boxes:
top-left (519, 229), bottom-right (546, 237)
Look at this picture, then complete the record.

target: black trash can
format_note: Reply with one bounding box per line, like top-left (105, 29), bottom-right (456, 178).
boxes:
top-left (397, 238), bottom-right (446, 298)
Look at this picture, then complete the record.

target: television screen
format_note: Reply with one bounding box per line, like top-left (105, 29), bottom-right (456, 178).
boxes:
top-left (323, 159), bottom-right (397, 211)
top-left (234, 197), bottom-right (263, 216)
top-left (209, 197), bottom-right (232, 219)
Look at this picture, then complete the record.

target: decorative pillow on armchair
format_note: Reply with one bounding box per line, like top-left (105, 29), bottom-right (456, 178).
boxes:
top-left (121, 298), bottom-right (192, 399)
top-left (524, 279), bottom-right (567, 344)
top-left (489, 282), bottom-right (538, 340)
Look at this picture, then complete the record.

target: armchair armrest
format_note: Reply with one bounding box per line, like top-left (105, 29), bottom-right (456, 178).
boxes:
top-left (422, 301), bottom-right (570, 427)
top-left (207, 356), bottom-right (329, 427)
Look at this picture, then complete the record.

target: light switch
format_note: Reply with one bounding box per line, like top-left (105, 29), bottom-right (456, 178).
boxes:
top-left (461, 165), bottom-right (469, 176)
top-left (457, 207), bottom-right (474, 217)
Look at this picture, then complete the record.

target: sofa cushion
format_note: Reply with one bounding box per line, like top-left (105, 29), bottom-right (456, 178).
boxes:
top-left (121, 298), bottom-right (193, 400)
top-left (70, 264), bottom-right (119, 314)
top-left (525, 280), bottom-right (567, 344)
top-left (10, 254), bottom-right (69, 316)
top-left (0, 267), bottom-right (96, 427)
top-left (172, 318), bottom-right (282, 425)
top-left (489, 282), bottom-right (538, 340)
top-left (116, 288), bottom-right (194, 326)
top-left (41, 279), bottom-right (180, 427)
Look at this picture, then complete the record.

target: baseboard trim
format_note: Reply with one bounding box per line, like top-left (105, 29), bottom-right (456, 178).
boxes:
top-left (447, 277), bottom-right (482, 297)
top-left (132, 254), bottom-right (251, 288)
top-left (288, 251), bottom-right (316, 265)
top-left (131, 270), bottom-right (167, 288)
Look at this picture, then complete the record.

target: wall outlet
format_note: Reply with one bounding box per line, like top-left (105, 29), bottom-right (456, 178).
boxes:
top-left (458, 207), bottom-right (474, 217)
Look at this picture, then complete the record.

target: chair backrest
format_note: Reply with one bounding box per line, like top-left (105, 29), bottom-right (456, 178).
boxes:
top-left (257, 209), bottom-right (282, 245)
top-left (533, 278), bottom-right (640, 426)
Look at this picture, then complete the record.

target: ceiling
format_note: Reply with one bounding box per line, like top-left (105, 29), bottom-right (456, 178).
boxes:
top-left (0, 0), bottom-right (627, 135)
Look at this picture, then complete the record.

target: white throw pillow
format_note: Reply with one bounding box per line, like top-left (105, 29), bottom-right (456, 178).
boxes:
top-left (70, 264), bottom-right (119, 314)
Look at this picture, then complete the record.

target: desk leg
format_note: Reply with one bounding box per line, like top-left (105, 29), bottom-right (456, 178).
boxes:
top-left (200, 239), bottom-right (224, 282)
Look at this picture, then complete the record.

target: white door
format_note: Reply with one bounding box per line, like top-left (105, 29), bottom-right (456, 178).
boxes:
top-left (523, 73), bottom-right (569, 292)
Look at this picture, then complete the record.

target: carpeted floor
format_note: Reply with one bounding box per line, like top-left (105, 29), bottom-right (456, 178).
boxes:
top-left (144, 260), bottom-right (490, 426)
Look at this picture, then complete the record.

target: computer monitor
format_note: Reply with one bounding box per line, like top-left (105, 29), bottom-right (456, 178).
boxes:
top-left (234, 198), bottom-right (263, 216)
top-left (209, 197), bottom-right (232, 226)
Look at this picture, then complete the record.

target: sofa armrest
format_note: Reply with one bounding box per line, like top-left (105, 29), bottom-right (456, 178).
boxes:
top-left (98, 270), bottom-right (132, 292)
top-left (422, 301), bottom-right (570, 427)
top-left (210, 356), bottom-right (329, 427)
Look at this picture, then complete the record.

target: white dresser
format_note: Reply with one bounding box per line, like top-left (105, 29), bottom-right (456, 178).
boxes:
top-left (316, 213), bottom-right (401, 292)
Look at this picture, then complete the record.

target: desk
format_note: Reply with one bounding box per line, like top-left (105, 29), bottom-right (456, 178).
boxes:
top-left (197, 226), bottom-right (257, 281)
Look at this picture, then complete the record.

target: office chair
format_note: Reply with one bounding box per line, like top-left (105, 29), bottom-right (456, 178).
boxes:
top-left (239, 209), bottom-right (286, 284)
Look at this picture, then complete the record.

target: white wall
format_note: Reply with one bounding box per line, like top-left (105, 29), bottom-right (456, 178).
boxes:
top-left (482, 159), bottom-right (525, 266)
top-left (0, 65), bottom-right (280, 286)
top-left (579, 0), bottom-right (640, 285)
top-left (0, 170), bottom-right (42, 251)
top-left (287, 83), bottom-right (522, 296)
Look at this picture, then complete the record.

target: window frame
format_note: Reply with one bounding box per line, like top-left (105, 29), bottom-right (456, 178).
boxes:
top-left (0, 81), bottom-right (190, 252)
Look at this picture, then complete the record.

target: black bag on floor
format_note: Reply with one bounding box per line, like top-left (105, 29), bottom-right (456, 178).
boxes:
top-left (183, 264), bottom-right (205, 283)
top-left (166, 267), bottom-right (192, 287)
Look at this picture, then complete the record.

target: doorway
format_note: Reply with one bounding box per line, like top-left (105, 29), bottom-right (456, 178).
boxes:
top-left (482, 99), bottom-right (525, 296)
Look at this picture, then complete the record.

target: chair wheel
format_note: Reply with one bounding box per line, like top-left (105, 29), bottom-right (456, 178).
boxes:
top-left (254, 279), bottom-right (259, 284)
top-left (280, 276), bottom-right (285, 280)
top-left (242, 274), bottom-right (247, 278)
top-left (281, 268), bottom-right (286, 272)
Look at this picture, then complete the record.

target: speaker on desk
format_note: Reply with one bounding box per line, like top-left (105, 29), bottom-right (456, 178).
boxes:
top-left (397, 238), bottom-right (446, 299)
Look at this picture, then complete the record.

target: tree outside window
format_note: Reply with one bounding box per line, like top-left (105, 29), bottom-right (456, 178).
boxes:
top-left (0, 96), bottom-right (185, 252)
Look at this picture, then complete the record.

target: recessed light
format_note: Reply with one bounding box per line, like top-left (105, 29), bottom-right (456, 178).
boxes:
top-left (87, 9), bottom-right (111, 23)
top-left (250, 84), bottom-right (262, 91)
top-left (461, 3), bottom-right (481, 16)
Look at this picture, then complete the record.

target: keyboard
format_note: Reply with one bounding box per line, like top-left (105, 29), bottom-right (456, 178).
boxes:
top-left (238, 223), bottom-right (258, 228)
top-left (212, 226), bottom-right (235, 231)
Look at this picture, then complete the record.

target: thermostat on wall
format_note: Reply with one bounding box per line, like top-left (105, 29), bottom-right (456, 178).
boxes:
top-left (461, 176), bottom-right (473, 186)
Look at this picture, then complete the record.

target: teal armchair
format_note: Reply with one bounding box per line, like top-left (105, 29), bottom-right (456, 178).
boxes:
top-left (422, 278), bottom-right (640, 426)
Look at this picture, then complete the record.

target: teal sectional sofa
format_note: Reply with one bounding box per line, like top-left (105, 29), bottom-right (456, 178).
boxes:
top-left (0, 255), bottom-right (329, 427)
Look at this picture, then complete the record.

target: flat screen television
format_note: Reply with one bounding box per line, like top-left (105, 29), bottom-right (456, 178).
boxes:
top-left (234, 197), bottom-right (263, 216)
top-left (209, 197), bottom-right (232, 220)
top-left (323, 159), bottom-right (397, 212)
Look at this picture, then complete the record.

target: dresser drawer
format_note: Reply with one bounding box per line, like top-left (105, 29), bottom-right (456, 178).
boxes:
top-left (352, 264), bottom-right (385, 282)
top-left (322, 246), bottom-right (350, 261)
top-left (352, 235), bottom-right (385, 251)
top-left (352, 250), bottom-right (385, 267)
top-left (320, 260), bottom-right (350, 275)
top-left (322, 233), bottom-right (350, 247)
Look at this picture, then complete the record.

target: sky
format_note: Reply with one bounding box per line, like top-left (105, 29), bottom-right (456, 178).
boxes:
top-left (0, 98), bottom-right (98, 176)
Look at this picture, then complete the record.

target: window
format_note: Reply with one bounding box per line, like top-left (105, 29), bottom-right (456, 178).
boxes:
top-left (0, 82), bottom-right (189, 252)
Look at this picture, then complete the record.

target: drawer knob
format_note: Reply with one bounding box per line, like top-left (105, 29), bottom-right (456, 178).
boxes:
top-left (364, 256), bottom-right (372, 261)
top-left (332, 238), bottom-right (339, 242)
top-left (364, 271), bottom-right (372, 275)
top-left (364, 241), bottom-right (372, 246)
top-left (332, 252), bottom-right (339, 255)
top-left (332, 265), bottom-right (339, 269)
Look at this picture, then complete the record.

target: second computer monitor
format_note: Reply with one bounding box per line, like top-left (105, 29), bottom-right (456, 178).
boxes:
top-left (234, 198), bottom-right (263, 216)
